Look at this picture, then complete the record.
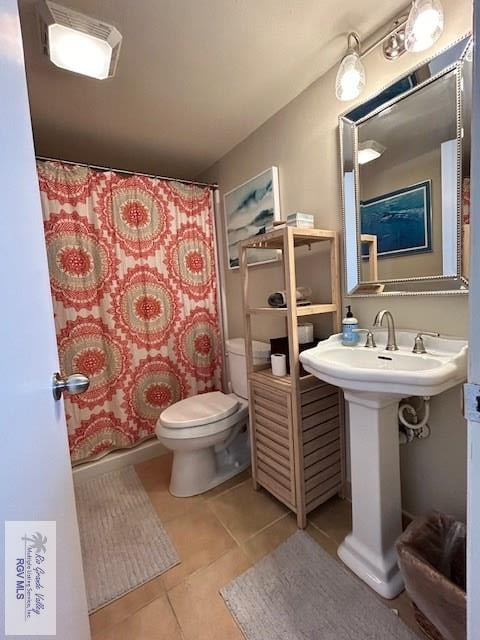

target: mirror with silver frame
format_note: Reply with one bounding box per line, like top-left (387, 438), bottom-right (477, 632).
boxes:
top-left (340, 36), bottom-right (472, 296)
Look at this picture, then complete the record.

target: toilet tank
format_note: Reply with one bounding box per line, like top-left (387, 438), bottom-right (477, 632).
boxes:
top-left (225, 338), bottom-right (271, 400)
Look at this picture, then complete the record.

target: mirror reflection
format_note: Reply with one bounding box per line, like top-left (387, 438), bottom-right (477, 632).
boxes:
top-left (340, 37), bottom-right (471, 295)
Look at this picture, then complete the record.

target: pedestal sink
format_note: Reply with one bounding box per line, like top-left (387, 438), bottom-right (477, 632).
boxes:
top-left (300, 329), bottom-right (467, 599)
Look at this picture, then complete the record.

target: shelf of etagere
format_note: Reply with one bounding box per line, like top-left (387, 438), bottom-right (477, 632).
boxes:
top-left (250, 367), bottom-right (322, 389)
top-left (246, 303), bottom-right (337, 316)
top-left (250, 367), bottom-right (293, 388)
top-left (241, 226), bottom-right (336, 250)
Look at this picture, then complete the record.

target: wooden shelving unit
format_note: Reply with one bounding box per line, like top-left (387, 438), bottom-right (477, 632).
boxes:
top-left (360, 233), bottom-right (379, 281)
top-left (240, 226), bottom-right (346, 528)
top-left (245, 303), bottom-right (337, 316)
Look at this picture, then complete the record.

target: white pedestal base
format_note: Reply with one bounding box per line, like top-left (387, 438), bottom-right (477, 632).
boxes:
top-left (338, 535), bottom-right (404, 599)
top-left (339, 390), bottom-right (405, 600)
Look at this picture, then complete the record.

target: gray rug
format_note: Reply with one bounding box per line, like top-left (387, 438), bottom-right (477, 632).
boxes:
top-left (75, 466), bottom-right (179, 612)
top-left (221, 531), bottom-right (417, 639)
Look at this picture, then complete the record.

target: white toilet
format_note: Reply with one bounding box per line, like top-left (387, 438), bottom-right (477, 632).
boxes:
top-left (155, 338), bottom-right (271, 497)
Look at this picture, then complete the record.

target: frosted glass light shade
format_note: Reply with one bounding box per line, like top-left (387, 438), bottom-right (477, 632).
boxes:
top-left (336, 51), bottom-right (366, 102)
top-left (405, 0), bottom-right (444, 53)
top-left (48, 24), bottom-right (113, 79)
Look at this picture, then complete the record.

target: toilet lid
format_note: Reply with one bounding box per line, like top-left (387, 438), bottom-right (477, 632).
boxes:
top-left (159, 392), bottom-right (239, 429)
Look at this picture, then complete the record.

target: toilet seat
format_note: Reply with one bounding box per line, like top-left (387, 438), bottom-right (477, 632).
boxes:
top-left (160, 391), bottom-right (239, 429)
top-left (156, 393), bottom-right (248, 441)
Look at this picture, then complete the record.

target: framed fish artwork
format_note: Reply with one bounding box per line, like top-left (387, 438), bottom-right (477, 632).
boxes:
top-left (360, 180), bottom-right (432, 258)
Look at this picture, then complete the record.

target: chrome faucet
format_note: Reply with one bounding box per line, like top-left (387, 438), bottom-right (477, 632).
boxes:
top-left (373, 310), bottom-right (398, 351)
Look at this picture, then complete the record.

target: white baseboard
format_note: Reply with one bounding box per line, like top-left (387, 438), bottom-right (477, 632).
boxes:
top-left (72, 439), bottom-right (168, 485)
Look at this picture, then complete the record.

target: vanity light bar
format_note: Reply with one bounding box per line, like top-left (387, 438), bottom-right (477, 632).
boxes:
top-left (335, 0), bottom-right (444, 101)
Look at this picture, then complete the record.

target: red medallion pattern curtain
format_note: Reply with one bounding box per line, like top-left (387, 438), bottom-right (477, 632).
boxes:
top-left (37, 161), bottom-right (223, 464)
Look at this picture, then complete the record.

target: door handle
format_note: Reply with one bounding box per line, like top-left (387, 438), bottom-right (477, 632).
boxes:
top-left (52, 372), bottom-right (90, 400)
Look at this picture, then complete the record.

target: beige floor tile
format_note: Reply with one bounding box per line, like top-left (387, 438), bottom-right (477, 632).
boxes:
top-left (208, 481), bottom-right (287, 543)
top-left (204, 468), bottom-right (251, 499)
top-left (308, 496), bottom-right (352, 544)
top-left (162, 504), bottom-right (236, 590)
top-left (135, 454), bottom-right (204, 523)
top-left (305, 521), bottom-right (340, 557)
top-left (241, 513), bottom-right (298, 563)
top-left (169, 547), bottom-right (251, 640)
top-left (91, 595), bottom-right (183, 640)
top-left (89, 576), bottom-right (166, 636)
top-left (135, 454), bottom-right (172, 491)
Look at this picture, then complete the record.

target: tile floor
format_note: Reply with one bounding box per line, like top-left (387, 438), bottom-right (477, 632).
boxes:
top-left (88, 453), bottom-right (418, 639)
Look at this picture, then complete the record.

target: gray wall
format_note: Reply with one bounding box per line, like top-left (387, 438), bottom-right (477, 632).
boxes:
top-left (201, 0), bottom-right (471, 519)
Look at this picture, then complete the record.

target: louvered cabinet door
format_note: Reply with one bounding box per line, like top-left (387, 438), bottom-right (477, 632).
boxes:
top-left (250, 381), bottom-right (296, 509)
top-left (301, 382), bottom-right (342, 513)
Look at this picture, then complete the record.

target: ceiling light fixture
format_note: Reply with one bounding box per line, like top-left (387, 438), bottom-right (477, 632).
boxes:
top-left (38, 0), bottom-right (122, 80)
top-left (358, 140), bottom-right (386, 165)
top-left (335, 0), bottom-right (444, 101)
top-left (335, 33), bottom-right (366, 102)
top-left (405, 0), bottom-right (444, 52)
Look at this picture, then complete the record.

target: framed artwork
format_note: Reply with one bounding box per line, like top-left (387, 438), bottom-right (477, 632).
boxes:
top-left (223, 166), bottom-right (281, 269)
top-left (360, 180), bottom-right (432, 258)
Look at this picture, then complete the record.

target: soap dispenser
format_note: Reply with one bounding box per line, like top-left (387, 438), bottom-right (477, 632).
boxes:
top-left (342, 305), bottom-right (359, 346)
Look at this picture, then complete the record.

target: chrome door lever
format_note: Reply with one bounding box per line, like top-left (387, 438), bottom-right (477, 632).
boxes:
top-left (52, 372), bottom-right (90, 400)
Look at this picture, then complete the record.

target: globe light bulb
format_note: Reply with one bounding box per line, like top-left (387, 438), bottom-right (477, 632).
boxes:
top-left (405, 0), bottom-right (444, 53)
top-left (336, 51), bottom-right (366, 102)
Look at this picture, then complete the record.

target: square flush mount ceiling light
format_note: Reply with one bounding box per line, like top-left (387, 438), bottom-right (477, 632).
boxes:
top-left (38, 0), bottom-right (122, 79)
top-left (358, 140), bottom-right (386, 165)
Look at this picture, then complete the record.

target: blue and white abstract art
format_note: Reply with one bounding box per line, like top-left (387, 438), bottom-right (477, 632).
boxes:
top-left (223, 167), bottom-right (281, 269)
top-left (360, 181), bottom-right (432, 258)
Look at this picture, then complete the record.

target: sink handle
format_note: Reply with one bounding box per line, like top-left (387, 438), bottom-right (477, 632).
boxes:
top-left (354, 328), bottom-right (377, 348)
top-left (364, 330), bottom-right (376, 348)
top-left (412, 332), bottom-right (440, 354)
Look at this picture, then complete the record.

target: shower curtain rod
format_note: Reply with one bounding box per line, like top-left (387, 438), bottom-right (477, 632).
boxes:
top-left (35, 155), bottom-right (219, 190)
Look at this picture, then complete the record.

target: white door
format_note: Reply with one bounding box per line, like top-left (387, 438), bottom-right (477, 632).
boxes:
top-left (0, 1), bottom-right (90, 637)
top-left (469, 2), bottom-right (480, 638)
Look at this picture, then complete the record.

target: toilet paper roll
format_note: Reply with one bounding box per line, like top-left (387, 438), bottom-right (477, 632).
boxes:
top-left (298, 323), bottom-right (314, 344)
top-left (271, 353), bottom-right (287, 377)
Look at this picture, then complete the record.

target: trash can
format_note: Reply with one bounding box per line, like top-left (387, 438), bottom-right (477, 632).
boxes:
top-left (396, 512), bottom-right (466, 640)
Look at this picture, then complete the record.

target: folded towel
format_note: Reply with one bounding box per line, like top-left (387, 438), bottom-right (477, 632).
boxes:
top-left (268, 287), bottom-right (312, 307)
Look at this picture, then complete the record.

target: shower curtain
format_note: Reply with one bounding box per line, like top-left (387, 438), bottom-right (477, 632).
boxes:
top-left (37, 161), bottom-right (223, 464)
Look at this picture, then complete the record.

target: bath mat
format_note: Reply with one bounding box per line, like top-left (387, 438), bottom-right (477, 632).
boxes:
top-left (221, 531), bottom-right (418, 639)
top-left (75, 466), bottom-right (179, 612)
